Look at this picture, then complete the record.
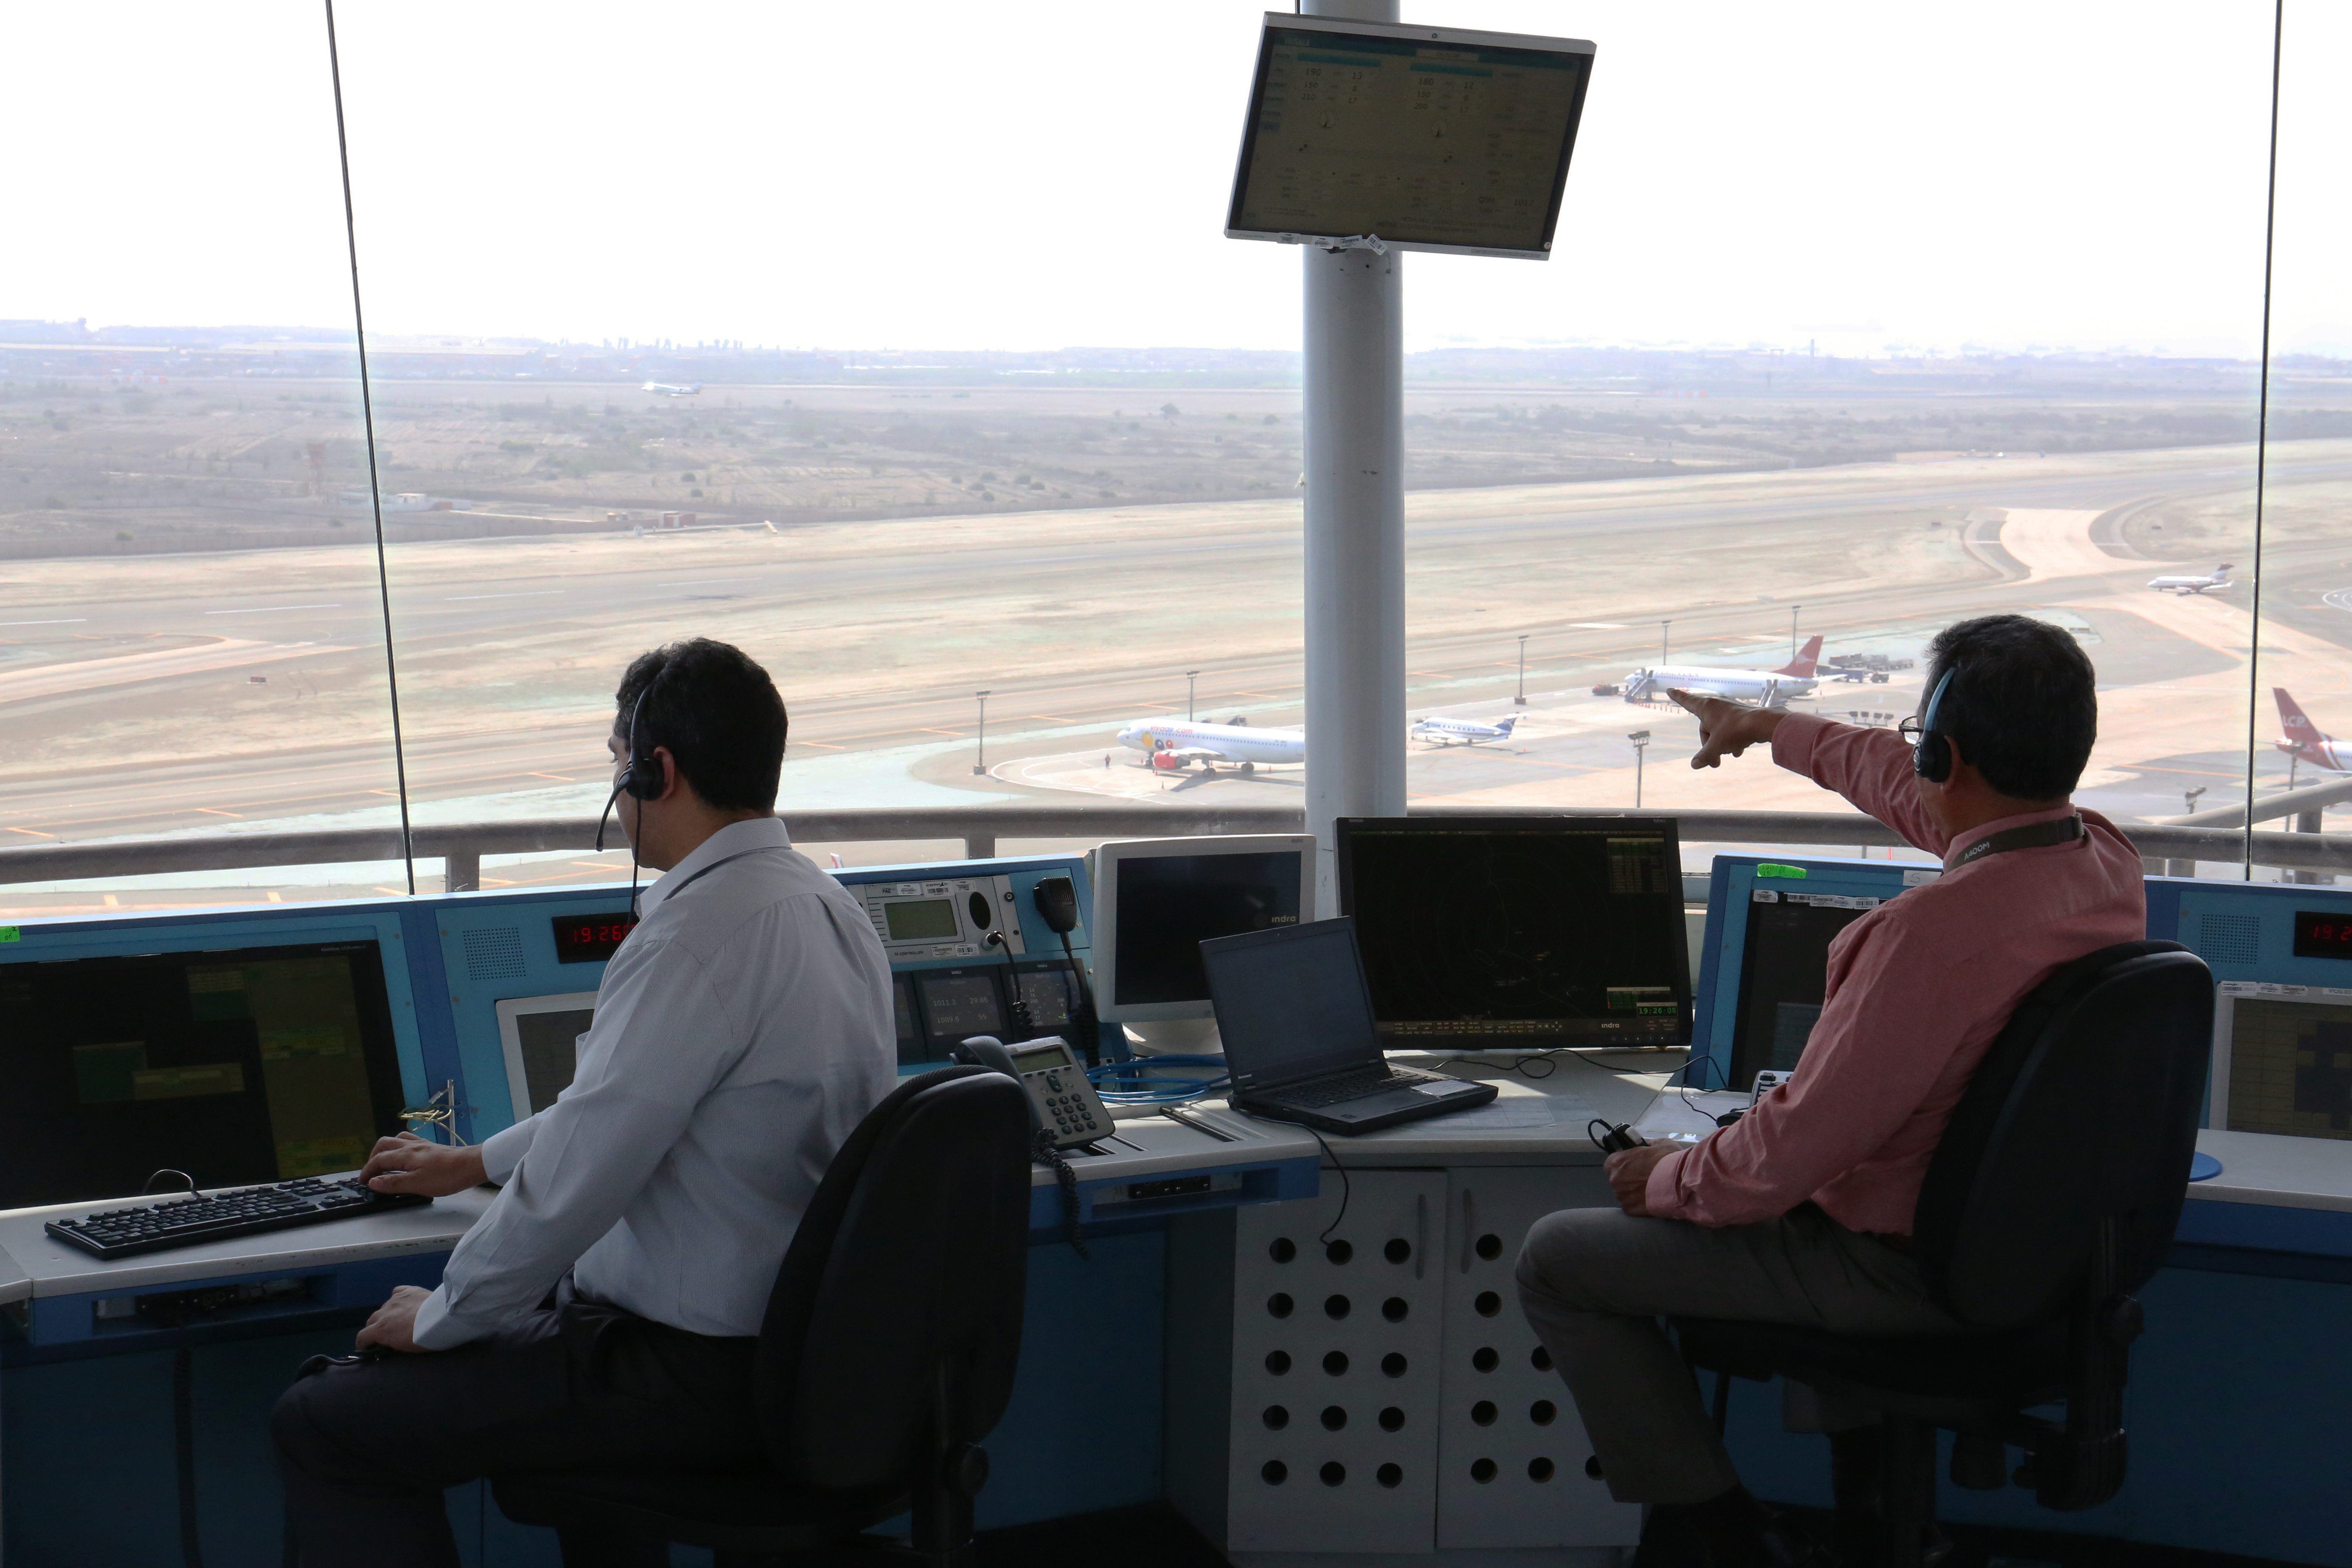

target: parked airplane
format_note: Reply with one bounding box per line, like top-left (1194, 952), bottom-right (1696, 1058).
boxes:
top-left (2275, 689), bottom-right (2352, 775)
top-left (1411, 714), bottom-right (1520, 747)
top-left (1621, 635), bottom-right (1823, 709)
top-left (1116, 718), bottom-right (1304, 774)
top-left (641, 381), bottom-right (704, 397)
top-left (2148, 563), bottom-right (2233, 595)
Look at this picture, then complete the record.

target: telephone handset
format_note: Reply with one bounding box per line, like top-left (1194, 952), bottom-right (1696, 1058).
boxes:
top-left (954, 1034), bottom-right (1112, 1148)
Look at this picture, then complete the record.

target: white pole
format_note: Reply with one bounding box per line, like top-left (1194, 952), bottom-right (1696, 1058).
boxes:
top-left (1302, 0), bottom-right (1404, 912)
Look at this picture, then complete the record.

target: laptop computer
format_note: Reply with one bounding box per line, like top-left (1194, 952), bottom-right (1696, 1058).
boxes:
top-left (1201, 918), bottom-right (1498, 1134)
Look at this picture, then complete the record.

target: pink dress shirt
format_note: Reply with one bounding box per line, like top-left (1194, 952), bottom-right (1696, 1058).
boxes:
top-left (1643, 713), bottom-right (2146, 1235)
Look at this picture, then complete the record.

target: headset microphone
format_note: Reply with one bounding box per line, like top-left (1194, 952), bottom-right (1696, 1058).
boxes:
top-left (595, 676), bottom-right (671, 914)
top-left (1913, 664), bottom-right (1960, 783)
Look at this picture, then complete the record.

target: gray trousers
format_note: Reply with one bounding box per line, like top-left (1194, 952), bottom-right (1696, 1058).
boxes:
top-left (1514, 1203), bottom-right (1963, 1505)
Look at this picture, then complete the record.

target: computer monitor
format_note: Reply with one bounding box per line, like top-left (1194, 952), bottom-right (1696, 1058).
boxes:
top-left (1690, 855), bottom-right (1934, 1091)
top-left (1226, 14), bottom-right (1596, 260)
top-left (495, 992), bottom-right (597, 1119)
top-left (1091, 835), bottom-right (1317, 1025)
top-left (0, 938), bottom-right (409, 1208)
top-left (2208, 982), bottom-right (2352, 1140)
top-left (1335, 817), bottom-right (1690, 1052)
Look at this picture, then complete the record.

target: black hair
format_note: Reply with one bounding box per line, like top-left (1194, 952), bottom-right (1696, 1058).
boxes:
top-left (1922, 614), bottom-right (2097, 800)
top-left (614, 638), bottom-right (788, 812)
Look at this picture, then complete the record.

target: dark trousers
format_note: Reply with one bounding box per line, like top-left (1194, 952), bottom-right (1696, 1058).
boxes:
top-left (273, 1288), bottom-right (759, 1568)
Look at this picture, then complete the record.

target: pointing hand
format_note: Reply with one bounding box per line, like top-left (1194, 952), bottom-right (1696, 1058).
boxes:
top-left (1671, 688), bottom-right (1786, 769)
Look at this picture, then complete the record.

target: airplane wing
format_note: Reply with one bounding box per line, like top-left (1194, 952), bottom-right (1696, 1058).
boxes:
top-left (1164, 746), bottom-right (1233, 763)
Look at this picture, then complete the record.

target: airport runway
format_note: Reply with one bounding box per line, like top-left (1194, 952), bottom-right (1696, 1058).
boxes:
top-left (1, 441), bottom-right (2348, 883)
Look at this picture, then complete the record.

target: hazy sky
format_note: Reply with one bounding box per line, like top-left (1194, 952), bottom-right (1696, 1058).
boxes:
top-left (8, 1), bottom-right (2344, 356)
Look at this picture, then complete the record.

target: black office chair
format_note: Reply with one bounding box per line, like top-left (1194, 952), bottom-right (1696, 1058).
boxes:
top-left (1672, 940), bottom-right (2213, 1568)
top-left (492, 1065), bottom-right (1033, 1568)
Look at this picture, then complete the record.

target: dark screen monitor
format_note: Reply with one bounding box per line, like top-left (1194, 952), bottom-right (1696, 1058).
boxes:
top-left (1336, 817), bottom-right (1691, 1051)
top-left (1726, 896), bottom-right (1872, 1090)
top-left (1203, 918), bottom-right (1381, 1095)
top-left (1093, 835), bottom-right (1317, 1022)
top-left (0, 939), bottom-right (409, 1208)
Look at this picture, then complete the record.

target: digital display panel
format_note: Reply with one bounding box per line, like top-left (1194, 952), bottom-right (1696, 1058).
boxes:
top-left (2292, 910), bottom-right (2352, 961)
top-left (1010, 1041), bottom-right (1076, 1074)
top-left (1228, 21), bottom-right (1593, 258)
top-left (1337, 818), bottom-right (1690, 1049)
top-left (2225, 995), bottom-right (2352, 1140)
top-left (917, 971), bottom-right (1004, 1040)
top-left (552, 912), bottom-right (639, 963)
top-left (884, 899), bottom-right (961, 942)
top-left (1728, 895), bottom-right (1875, 1090)
top-left (0, 940), bottom-right (407, 1206)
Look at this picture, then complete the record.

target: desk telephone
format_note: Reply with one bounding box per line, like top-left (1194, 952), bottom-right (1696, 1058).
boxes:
top-left (954, 1034), bottom-right (1113, 1148)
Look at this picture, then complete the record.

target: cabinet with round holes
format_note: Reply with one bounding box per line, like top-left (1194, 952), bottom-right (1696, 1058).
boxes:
top-left (1167, 1170), bottom-right (1448, 1554)
top-left (1437, 1166), bottom-right (1641, 1550)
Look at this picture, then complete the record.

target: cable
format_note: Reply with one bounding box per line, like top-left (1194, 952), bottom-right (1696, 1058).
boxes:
top-left (1031, 1131), bottom-right (1088, 1260)
top-left (144, 1169), bottom-right (196, 1196)
top-left (2240, 0), bottom-right (2285, 884)
top-left (1302, 1126), bottom-right (1351, 1246)
top-left (1087, 1053), bottom-right (1230, 1106)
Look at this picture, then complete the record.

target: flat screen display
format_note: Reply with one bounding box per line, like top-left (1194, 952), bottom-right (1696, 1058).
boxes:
top-left (1228, 19), bottom-right (1593, 258)
top-left (1728, 894), bottom-right (1876, 1090)
top-left (552, 912), bottom-right (638, 963)
top-left (916, 970), bottom-right (1005, 1042)
top-left (513, 1006), bottom-right (592, 1115)
top-left (1337, 818), bottom-right (1690, 1049)
top-left (2223, 994), bottom-right (2352, 1140)
top-left (0, 940), bottom-right (408, 1207)
top-left (1112, 851), bottom-right (1304, 1007)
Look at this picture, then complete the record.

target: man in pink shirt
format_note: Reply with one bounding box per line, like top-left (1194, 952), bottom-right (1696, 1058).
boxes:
top-left (1516, 615), bottom-right (2144, 1567)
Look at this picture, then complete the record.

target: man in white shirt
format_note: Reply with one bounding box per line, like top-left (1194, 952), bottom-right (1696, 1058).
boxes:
top-left (274, 638), bottom-right (896, 1568)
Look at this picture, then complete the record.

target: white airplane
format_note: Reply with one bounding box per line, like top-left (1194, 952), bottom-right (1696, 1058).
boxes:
top-left (1411, 714), bottom-right (1520, 747)
top-left (641, 381), bottom-right (704, 397)
top-left (2275, 689), bottom-right (2352, 775)
top-left (2148, 563), bottom-right (2233, 595)
top-left (1621, 635), bottom-right (1823, 709)
top-left (1115, 719), bottom-right (1304, 775)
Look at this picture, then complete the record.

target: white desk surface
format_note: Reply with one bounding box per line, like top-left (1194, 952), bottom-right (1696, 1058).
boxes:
top-left (2188, 1129), bottom-right (2352, 1214)
top-left (0, 1241), bottom-right (29, 1308)
top-left (0, 1186), bottom-right (497, 1301)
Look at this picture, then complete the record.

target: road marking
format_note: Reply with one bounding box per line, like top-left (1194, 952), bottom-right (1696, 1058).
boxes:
top-left (6, 826), bottom-right (56, 838)
top-left (526, 772), bottom-right (576, 782)
top-left (204, 604), bottom-right (344, 615)
top-left (794, 740), bottom-right (845, 750)
top-left (2322, 588), bottom-right (2352, 613)
top-left (444, 592), bottom-right (566, 601)
top-left (0, 618), bottom-right (87, 627)
top-left (195, 807), bottom-right (241, 817)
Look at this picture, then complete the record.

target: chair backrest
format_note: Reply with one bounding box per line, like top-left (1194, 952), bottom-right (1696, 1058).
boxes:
top-left (1913, 940), bottom-right (2212, 1330)
top-left (754, 1065), bottom-right (1032, 1490)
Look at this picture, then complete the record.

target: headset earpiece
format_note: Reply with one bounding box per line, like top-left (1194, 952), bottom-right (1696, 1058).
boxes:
top-left (620, 685), bottom-right (664, 801)
top-left (1913, 665), bottom-right (1958, 784)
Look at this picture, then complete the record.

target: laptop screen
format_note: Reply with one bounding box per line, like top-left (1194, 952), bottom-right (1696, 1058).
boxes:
top-left (1202, 918), bottom-right (1381, 1094)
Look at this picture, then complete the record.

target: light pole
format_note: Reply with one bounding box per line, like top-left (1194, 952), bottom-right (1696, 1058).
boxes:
top-left (971, 690), bottom-right (991, 775)
top-left (1629, 729), bottom-right (1651, 809)
top-left (1514, 635), bottom-right (1529, 706)
top-left (1186, 669), bottom-right (1201, 721)
top-left (2185, 785), bottom-right (2207, 815)
top-left (1659, 620), bottom-right (1672, 666)
top-left (1791, 604), bottom-right (1802, 661)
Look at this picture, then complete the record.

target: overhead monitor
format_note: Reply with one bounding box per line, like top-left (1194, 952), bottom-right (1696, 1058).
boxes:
top-left (1226, 13), bottom-right (1596, 260)
top-left (1336, 817), bottom-right (1689, 1052)
top-left (1091, 835), bottom-right (1316, 1023)
top-left (495, 992), bottom-right (597, 1119)
top-left (2208, 982), bottom-right (2352, 1140)
top-left (0, 939), bottom-right (409, 1208)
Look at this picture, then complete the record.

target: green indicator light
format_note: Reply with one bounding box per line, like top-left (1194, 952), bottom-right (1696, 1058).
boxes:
top-left (1755, 864), bottom-right (1809, 880)
top-left (0, 926), bottom-right (18, 942)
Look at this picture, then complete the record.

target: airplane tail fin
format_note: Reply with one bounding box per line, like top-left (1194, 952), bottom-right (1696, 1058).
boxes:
top-left (1496, 715), bottom-right (1519, 735)
top-left (2276, 687), bottom-right (2328, 743)
top-left (1775, 634), bottom-right (1824, 677)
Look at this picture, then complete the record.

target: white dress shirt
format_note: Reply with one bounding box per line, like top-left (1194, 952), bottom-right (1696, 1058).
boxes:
top-left (412, 816), bottom-right (896, 1349)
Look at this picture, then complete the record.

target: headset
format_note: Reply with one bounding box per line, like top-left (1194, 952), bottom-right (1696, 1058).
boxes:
top-left (595, 665), bottom-right (678, 918)
top-left (1912, 663), bottom-right (1960, 784)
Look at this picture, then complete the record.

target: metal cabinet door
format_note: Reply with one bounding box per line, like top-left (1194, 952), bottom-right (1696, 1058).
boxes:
top-left (1436, 1166), bottom-right (1643, 1550)
top-left (1225, 1169), bottom-right (1450, 1553)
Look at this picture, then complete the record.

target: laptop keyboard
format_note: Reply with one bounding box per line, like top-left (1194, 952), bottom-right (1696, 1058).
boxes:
top-left (1280, 1066), bottom-right (1417, 1109)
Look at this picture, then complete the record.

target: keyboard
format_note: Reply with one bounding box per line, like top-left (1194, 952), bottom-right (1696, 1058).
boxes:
top-left (45, 1176), bottom-right (433, 1261)
top-left (1279, 1066), bottom-right (1429, 1110)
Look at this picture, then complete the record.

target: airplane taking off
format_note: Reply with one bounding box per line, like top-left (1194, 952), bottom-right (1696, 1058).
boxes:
top-left (641, 381), bottom-right (704, 397)
top-left (2148, 563), bottom-right (2233, 595)
top-left (1620, 635), bottom-right (1823, 709)
top-left (1411, 714), bottom-right (1520, 747)
top-left (1116, 718), bottom-right (1304, 775)
top-left (2275, 689), bottom-right (2352, 775)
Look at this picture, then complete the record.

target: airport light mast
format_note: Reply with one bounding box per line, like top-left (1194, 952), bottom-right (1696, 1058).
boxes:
top-left (1790, 605), bottom-right (1802, 661)
top-left (1186, 669), bottom-right (1201, 721)
top-left (1515, 635), bottom-right (1529, 706)
top-left (971, 690), bottom-right (991, 776)
top-left (1659, 620), bottom-right (1672, 665)
top-left (1629, 729), bottom-right (1651, 808)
